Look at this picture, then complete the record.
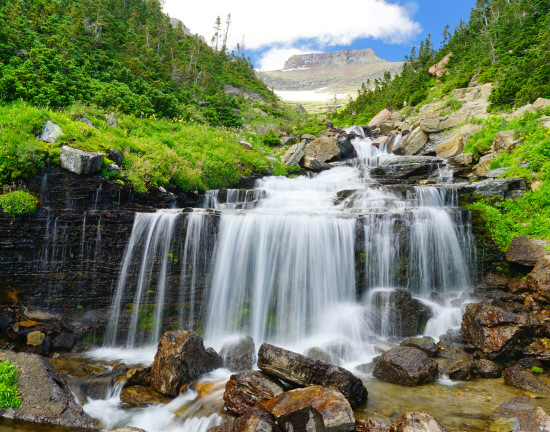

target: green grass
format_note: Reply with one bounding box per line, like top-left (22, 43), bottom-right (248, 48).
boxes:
top-left (0, 361), bottom-right (23, 410)
top-left (0, 101), bottom-right (275, 193)
top-left (0, 190), bottom-right (39, 217)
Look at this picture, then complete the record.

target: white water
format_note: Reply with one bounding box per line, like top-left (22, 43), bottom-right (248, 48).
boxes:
top-left (93, 134), bottom-right (475, 431)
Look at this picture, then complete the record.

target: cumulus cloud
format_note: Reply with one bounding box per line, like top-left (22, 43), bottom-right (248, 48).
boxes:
top-left (164, 0), bottom-right (421, 70)
top-left (256, 47), bottom-right (322, 71)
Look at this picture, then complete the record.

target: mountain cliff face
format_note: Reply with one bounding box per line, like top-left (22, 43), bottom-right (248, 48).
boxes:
top-left (284, 49), bottom-right (383, 69)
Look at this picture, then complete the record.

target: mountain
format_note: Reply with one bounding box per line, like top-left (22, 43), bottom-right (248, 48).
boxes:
top-left (256, 48), bottom-right (403, 101)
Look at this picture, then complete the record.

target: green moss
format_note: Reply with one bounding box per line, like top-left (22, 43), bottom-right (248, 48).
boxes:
top-left (0, 190), bottom-right (39, 217)
top-left (0, 361), bottom-right (23, 410)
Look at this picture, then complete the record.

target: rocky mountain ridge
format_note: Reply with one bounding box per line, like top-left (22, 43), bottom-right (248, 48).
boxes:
top-left (283, 48), bottom-right (383, 69)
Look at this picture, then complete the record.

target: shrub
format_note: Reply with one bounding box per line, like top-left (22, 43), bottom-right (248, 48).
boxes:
top-left (0, 361), bottom-right (23, 410)
top-left (0, 190), bottom-right (40, 217)
top-left (262, 130), bottom-right (281, 147)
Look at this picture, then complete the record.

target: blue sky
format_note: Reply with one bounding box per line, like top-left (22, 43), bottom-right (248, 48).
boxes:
top-left (164, 0), bottom-right (476, 70)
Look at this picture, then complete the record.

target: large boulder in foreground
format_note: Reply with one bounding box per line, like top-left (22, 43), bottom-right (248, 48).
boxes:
top-left (526, 256), bottom-right (550, 304)
top-left (263, 386), bottom-right (354, 432)
top-left (0, 350), bottom-right (97, 429)
top-left (60, 146), bottom-right (104, 176)
top-left (461, 302), bottom-right (536, 360)
top-left (503, 364), bottom-right (550, 394)
top-left (303, 133), bottom-right (352, 164)
top-left (224, 370), bottom-right (284, 415)
top-left (489, 396), bottom-right (550, 432)
top-left (373, 347), bottom-right (439, 386)
top-left (506, 237), bottom-right (549, 267)
top-left (208, 408), bottom-right (280, 432)
top-left (151, 330), bottom-right (222, 396)
top-left (219, 335), bottom-right (256, 372)
top-left (257, 343), bottom-right (368, 408)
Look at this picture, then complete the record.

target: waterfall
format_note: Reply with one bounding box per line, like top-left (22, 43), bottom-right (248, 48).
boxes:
top-left (104, 134), bottom-right (475, 358)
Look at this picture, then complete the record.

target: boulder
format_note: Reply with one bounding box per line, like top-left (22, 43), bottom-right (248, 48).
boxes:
top-left (503, 364), bottom-right (550, 393)
top-left (263, 386), bottom-right (355, 432)
top-left (373, 347), bottom-right (438, 386)
top-left (240, 141), bottom-right (253, 151)
top-left (37, 120), bottom-right (63, 143)
top-left (27, 331), bottom-right (44, 346)
top-left (0, 350), bottom-right (97, 429)
top-left (506, 237), bottom-right (549, 267)
top-left (354, 419), bottom-right (392, 432)
top-left (393, 412), bottom-right (449, 431)
top-left (281, 142), bottom-right (306, 166)
top-left (75, 116), bottom-right (94, 128)
top-left (336, 135), bottom-right (355, 159)
top-left (52, 331), bottom-right (77, 351)
top-left (445, 359), bottom-right (474, 380)
top-left (304, 137), bottom-right (341, 163)
top-left (259, 124), bottom-right (282, 137)
top-left (489, 396), bottom-right (550, 431)
top-left (435, 137), bottom-right (463, 158)
top-left (369, 289), bottom-right (419, 337)
top-left (377, 120), bottom-right (395, 135)
top-left (224, 370), bottom-right (285, 416)
top-left (368, 109), bottom-right (391, 128)
top-left (302, 157), bottom-right (331, 171)
top-left (511, 104), bottom-right (536, 118)
top-left (461, 302), bottom-right (536, 359)
top-left (304, 347), bottom-right (341, 366)
top-left (280, 136), bottom-right (297, 146)
top-left (473, 152), bottom-right (497, 177)
top-left (120, 385), bottom-right (172, 406)
top-left (453, 177), bottom-right (526, 200)
top-left (491, 130), bottom-right (521, 153)
top-left (533, 98), bottom-right (550, 111)
top-left (106, 112), bottom-right (117, 127)
top-left (371, 136), bottom-right (388, 147)
top-left (275, 405), bottom-right (326, 432)
top-left (400, 338), bottom-right (439, 358)
top-left (526, 257), bottom-right (550, 303)
top-left (486, 168), bottom-right (510, 178)
top-left (208, 408), bottom-right (280, 432)
top-left (219, 335), bottom-right (256, 372)
top-left (301, 134), bottom-right (316, 141)
top-left (124, 366), bottom-right (152, 387)
top-left (60, 146), bottom-right (104, 176)
top-left (451, 153), bottom-right (473, 166)
top-left (151, 330), bottom-right (222, 396)
top-left (257, 344), bottom-right (368, 408)
top-left (428, 52), bottom-right (452, 78)
top-left (473, 359), bottom-right (501, 378)
top-left (391, 127), bottom-right (429, 156)
top-left (477, 273), bottom-right (509, 291)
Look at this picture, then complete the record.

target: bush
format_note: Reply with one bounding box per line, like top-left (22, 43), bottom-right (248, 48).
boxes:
top-left (0, 361), bottom-right (23, 410)
top-left (0, 190), bottom-right (40, 217)
top-left (262, 130), bottom-right (281, 146)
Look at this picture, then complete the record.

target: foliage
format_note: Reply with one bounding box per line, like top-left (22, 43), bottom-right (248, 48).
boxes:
top-left (465, 200), bottom-right (514, 252)
top-left (261, 130), bottom-right (281, 147)
top-left (333, 0), bottom-right (550, 125)
top-left (532, 366), bottom-right (544, 374)
top-left (0, 361), bottom-right (23, 410)
top-left (0, 190), bottom-right (39, 217)
top-left (0, 0), bottom-right (275, 125)
top-left (0, 101), bottom-right (270, 193)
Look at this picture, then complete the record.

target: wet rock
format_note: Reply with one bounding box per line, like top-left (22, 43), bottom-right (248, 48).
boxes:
top-left (24, 310), bottom-right (53, 321)
top-left (209, 408), bottom-right (280, 432)
top-left (354, 419), bottom-right (392, 432)
top-left (151, 330), bottom-right (223, 396)
top-left (257, 343), bottom-right (368, 408)
top-left (393, 412), bottom-right (449, 431)
top-left (120, 385), bottom-right (172, 406)
top-left (276, 405), bottom-right (327, 432)
top-left (60, 146), bottom-right (104, 176)
top-left (368, 109), bottom-right (391, 128)
top-left (503, 365), bottom-right (550, 394)
top-left (522, 338), bottom-right (550, 361)
top-left (473, 359), bottom-right (501, 378)
top-left (445, 359), bottom-right (474, 380)
top-left (369, 289), bottom-right (418, 337)
top-left (224, 370), bottom-right (285, 415)
top-left (263, 386), bottom-right (355, 432)
top-left (451, 153), bottom-right (473, 166)
top-left (108, 428), bottom-right (148, 432)
top-left (37, 120), bottom-right (63, 143)
top-left (27, 331), bottom-right (44, 346)
top-left (400, 337), bottom-right (439, 358)
top-left (304, 347), bottom-right (341, 366)
top-left (0, 350), bottom-right (97, 429)
top-left (489, 396), bottom-right (550, 431)
top-left (355, 362), bottom-right (376, 375)
top-left (506, 237), bottom-right (549, 267)
top-left (52, 331), bottom-right (78, 351)
top-left (526, 257), bottom-right (550, 303)
top-left (304, 136), bottom-right (341, 163)
top-left (391, 127), bottom-right (429, 156)
top-left (125, 366), bottom-right (152, 387)
top-left (477, 273), bottom-right (509, 292)
top-left (461, 302), bottom-right (537, 359)
top-left (373, 347), bottom-right (439, 386)
top-left (281, 142), bottom-right (306, 166)
top-left (220, 336), bottom-right (256, 372)
top-left (107, 149), bottom-right (124, 166)
top-left (303, 157), bottom-right (331, 171)
top-left (336, 135), bottom-right (355, 159)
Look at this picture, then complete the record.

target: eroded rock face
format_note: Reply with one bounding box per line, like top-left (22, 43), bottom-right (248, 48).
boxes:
top-left (526, 257), bottom-right (550, 303)
top-left (461, 302), bottom-right (536, 360)
top-left (373, 347), bottom-right (438, 386)
top-left (506, 237), bottom-right (549, 267)
top-left (0, 350), bottom-right (97, 429)
top-left (220, 335), bottom-right (256, 372)
top-left (257, 344), bottom-right (368, 408)
top-left (223, 370), bottom-right (284, 415)
top-left (208, 408), bottom-right (280, 432)
top-left (60, 146), bottom-right (104, 176)
top-left (489, 396), bottom-right (550, 431)
top-left (263, 386), bottom-right (354, 432)
top-left (151, 330), bottom-right (222, 396)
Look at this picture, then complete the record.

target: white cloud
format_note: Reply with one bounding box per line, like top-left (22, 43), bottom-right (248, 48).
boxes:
top-left (256, 47), bottom-right (322, 71)
top-left (164, 0), bottom-right (421, 66)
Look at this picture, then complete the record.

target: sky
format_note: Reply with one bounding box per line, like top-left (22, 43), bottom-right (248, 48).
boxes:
top-left (163, 0), bottom-right (476, 71)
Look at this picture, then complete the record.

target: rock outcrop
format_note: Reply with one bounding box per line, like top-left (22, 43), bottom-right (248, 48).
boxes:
top-left (257, 344), bottom-right (368, 408)
top-left (373, 347), bottom-right (439, 386)
top-left (224, 370), bottom-right (285, 415)
top-left (506, 237), bottom-right (549, 267)
top-left (60, 146), bottom-right (104, 176)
